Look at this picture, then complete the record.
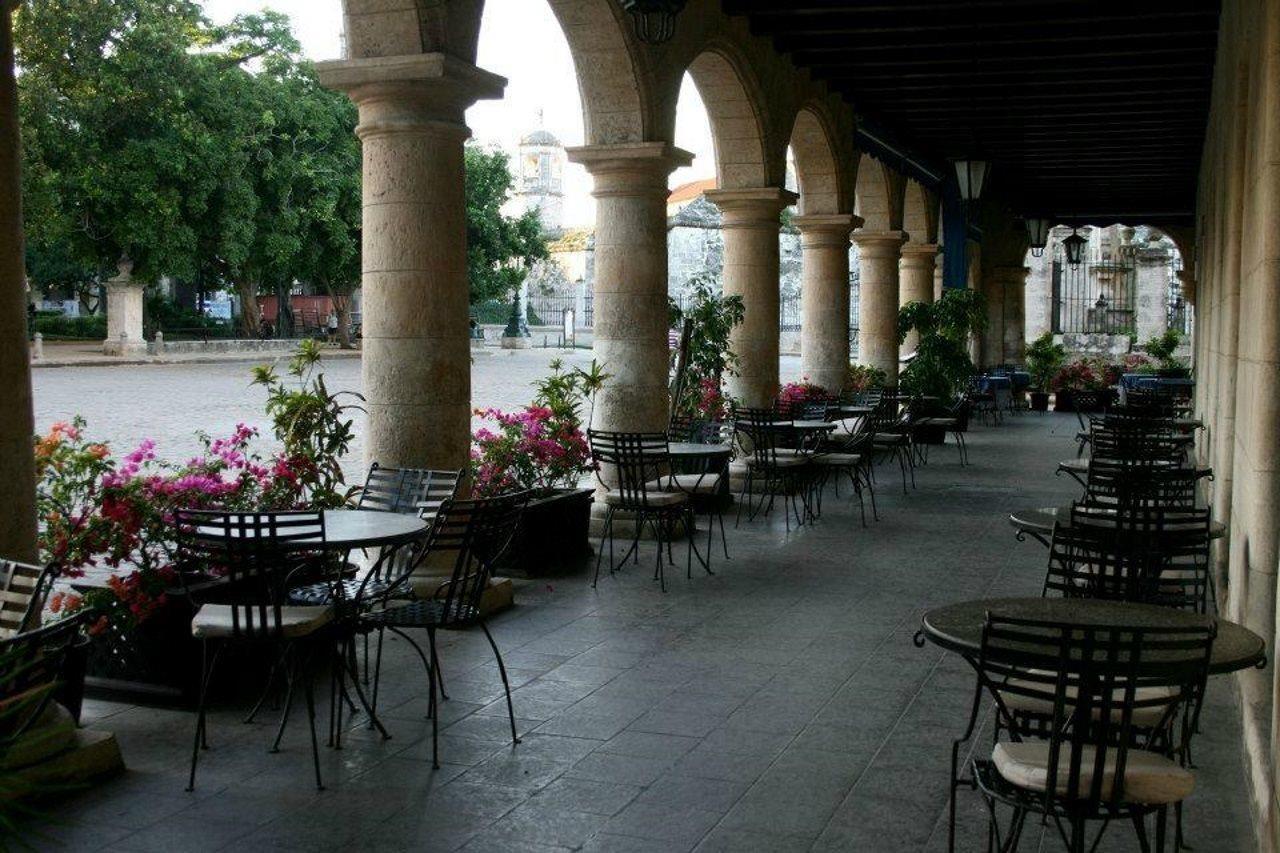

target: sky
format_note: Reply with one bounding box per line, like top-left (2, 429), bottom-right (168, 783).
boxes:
top-left (200, 0), bottom-right (717, 228)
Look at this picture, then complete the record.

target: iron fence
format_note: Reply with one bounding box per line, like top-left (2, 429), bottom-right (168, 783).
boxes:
top-left (1167, 255), bottom-right (1193, 336)
top-left (1051, 242), bottom-right (1137, 335)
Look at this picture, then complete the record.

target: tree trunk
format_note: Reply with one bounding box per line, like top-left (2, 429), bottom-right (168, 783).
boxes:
top-left (275, 282), bottom-right (295, 338)
top-left (236, 279), bottom-right (261, 337)
top-left (332, 290), bottom-right (354, 349)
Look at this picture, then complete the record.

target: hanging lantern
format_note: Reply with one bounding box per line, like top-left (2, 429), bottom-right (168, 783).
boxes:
top-left (620, 0), bottom-right (687, 44)
top-left (1063, 228), bottom-right (1088, 267)
top-left (1025, 218), bottom-right (1051, 258)
top-left (952, 158), bottom-right (989, 202)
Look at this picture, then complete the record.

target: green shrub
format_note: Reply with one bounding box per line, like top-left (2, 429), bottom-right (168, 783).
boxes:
top-left (33, 314), bottom-right (106, 340)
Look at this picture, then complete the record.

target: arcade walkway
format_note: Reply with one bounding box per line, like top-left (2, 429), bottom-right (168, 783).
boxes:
top-left (39, 414), bottom-right (1255, 852)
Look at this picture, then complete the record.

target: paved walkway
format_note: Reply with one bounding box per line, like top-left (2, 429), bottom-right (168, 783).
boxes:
top-left (32, 413), bottom-right (1257, 852)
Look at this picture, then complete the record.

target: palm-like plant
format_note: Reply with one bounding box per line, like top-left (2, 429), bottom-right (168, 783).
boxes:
top-left (896, 289), bottom-right (987, 402)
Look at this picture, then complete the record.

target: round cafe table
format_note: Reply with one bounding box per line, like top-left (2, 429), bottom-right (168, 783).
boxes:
top-left (919, 596), bottom-right (1266, 675)
top-left (1009, 505), bottom-right (1226, 547)
top-left (666, 442), bottom-right (733, 462)
top-left (192, 508), bottom-right (431, 551)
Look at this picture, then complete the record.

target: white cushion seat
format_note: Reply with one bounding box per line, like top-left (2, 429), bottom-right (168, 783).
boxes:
top-left (192, 603), bottom-right (333, 639)
top-left (649, 474), bottom-right (722, 495)
top-left (602, 489), bottom-right (687, 508)
top-left (992, 741), bottom-right (1194, 805)
top-left (916, 417), bottom-right (959, 428)
top-left (812, 453), bottom-right (862, 466)
top-left (997, 672), bottom-right (1177, 727)
top-left (873, 432), bottom-right (909, 445)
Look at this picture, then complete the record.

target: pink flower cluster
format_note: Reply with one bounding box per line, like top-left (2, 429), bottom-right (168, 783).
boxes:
top-left (470, 405), bottom-right (592, 498)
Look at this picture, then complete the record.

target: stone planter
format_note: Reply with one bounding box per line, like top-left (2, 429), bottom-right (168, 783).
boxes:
top-left (1157, 367), bottom-right (1191, 379)
top-left (500, 487), bottom-right (594, 578)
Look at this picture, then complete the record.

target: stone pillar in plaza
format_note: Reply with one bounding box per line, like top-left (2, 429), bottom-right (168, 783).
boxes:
top-left (101, 259), bottom-right (147, 356)
top-left (566, 143), bottom-right (692, 436)
top-left (706, 188), bottom-right (798, 407)
top-left (898, 242), bottom-right (937, 356)
top-left (996, 266), bottom-right (1029, 363)
top-left (0, 2), bottom-right (37, 562)
top-left (1134, 245), bottom-right (1171, 343)
top-left (317, 55), bottom-right (504, 472)
top-left (796, 214), bottom-right (859, 394)
top-left (852, 230), bottom-right (908, 384)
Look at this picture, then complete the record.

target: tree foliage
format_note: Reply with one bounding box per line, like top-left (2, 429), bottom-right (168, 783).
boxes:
top-left (15, 1), bottom-right (360, 333)
top-left (897, 288), bottom-right (987, 401)
top-left (465, 145), bottom-right (548, 305)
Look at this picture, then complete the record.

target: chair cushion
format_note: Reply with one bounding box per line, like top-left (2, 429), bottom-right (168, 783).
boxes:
top-left (812, 453), bottom-right (862, 466)
top-left (992, 741), bottom-right (1193, 805)
top-left (916, 417), bottom-right (959, 428)
top-left (192, 604), bottom-right (333, 639)
top-left (747, 455), bottom-right (808, 468)
top-left (602, 489), bottom-right (687, 508)
top-left (872, 433), bottom-right (909, 445)
top-left (649, 474), bottom-right (722, 495)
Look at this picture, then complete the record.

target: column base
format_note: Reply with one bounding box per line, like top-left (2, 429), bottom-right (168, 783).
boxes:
top-left (102, 338), bottom-right (147, 357)
top-left (500, 335), bottom-right (532, 350)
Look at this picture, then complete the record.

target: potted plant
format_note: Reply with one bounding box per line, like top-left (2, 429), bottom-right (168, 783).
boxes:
top-left (1142, 329), bottom-right (1190, 378)
top-left (471, 359), bottom-right (607, 578)
top-left (897, 289), bottom-right (987, 442)
top-left (1051, 357), bottom-right (1117, 412)
top-left (844, 364), bottom-right (887, 396)
top-left (669, 274), bottom-right (745, 430)
top-left (777, 378), bottom-right (832, 415)
top-left (1024, 332), bottom-right (1066, 412)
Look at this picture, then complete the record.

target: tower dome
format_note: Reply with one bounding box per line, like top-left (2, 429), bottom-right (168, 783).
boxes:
top-left (514, 111), bottom-right (565, 235)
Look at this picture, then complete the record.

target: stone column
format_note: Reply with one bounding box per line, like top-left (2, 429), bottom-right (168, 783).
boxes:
top-left (0, 3), bottom-right (36, 562)
top-left (706, 188), bottom-right (798, 407)
top-left (1134, 246), bottom-right (1170, 343)
top-left (898, 243), bottom-right (938, 356)
top-left (795, 214), bottom-right (859, 394)
top-left (566, 143), bottom-right (691, 435)
top-left (933, 258), bottom-right (944, 302)
top-left (317, 55), bottom-right (504, 471)
top-left (852, 230), bottom-right (907, 384)
top-left (101, 259), bottom-right (147, 356)
top-left (995, 266), bottom-right (1029, 363)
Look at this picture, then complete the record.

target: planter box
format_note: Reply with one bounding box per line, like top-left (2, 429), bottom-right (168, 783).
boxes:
top-left (1053, 389), bottom-right (1113, 413)
top-left (1029, 391), bottom-right (1050, 412)
top-left (500, 487), bottom-right (594, 579)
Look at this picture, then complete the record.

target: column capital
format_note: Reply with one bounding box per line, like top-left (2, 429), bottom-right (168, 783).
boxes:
top-left (793, 213), bottom-right (860, 248)
top-left (566, 142), bottom-right (693, 197)
top-left (317, 54), bottom-right (505, 135)
top-left (705, 187), bottom-right (798, 227)
top-left (851, 230), bottom-right (908, 258)
top-left (900, 242), bottom-right (939, 258)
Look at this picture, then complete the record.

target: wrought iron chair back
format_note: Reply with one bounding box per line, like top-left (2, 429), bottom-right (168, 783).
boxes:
top-left (588, 430), bottom-right (672, 510)
top-left (174, 509), bottom-right (330, 640)
top-left (1089, 423), bottom-right (1186, 463)
top-left (0, 612), bottom-right (88, 749)
top-left (0, 560), bottom-right (57, 639)
top-left (428, 492), bottom-right (530, 628)
top-left (976, 614), bottom-right (1214, 812)
top-left (358, 463), bottom-right (462, 517)
top-left (731, 407), bottom-right (786, 469)
top-left (1084, 459), bottom-right (1199, 509)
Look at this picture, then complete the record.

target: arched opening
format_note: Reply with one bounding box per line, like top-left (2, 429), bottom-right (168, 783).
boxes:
top-left (1022, 223), bottom-right (1191, 361)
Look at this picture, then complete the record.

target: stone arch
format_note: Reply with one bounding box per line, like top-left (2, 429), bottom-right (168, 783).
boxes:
top-left (789, 104), bottom-right (850, 216)
top-left (686, 46), bottom-right (772, 190)
top-left (341, 0), bottom-right (653, 146)
top-left (902, 180), bottom-right (939, 245)
top-left (854, 154), bottom-right (904, 232)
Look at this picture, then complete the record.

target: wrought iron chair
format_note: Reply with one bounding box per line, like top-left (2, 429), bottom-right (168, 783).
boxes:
top-left (588, 430), bottom-right (704, 591)
top-left (1083, 460), bottom-right (1199, 510)
top-left (659, 423), bottom-right (732, 565)
top-left (0, 559), bottom-right (58, 640)
top-left (359, 491), bottom-right (531, 768)
top-left (175, 509), bottom-right (339, 791)
top-left (952, 614), bottom-right (1213, 853)
top-left (0, 611), bottom-right (90, 759)
top-left (869, 395), bottom-right (915, 493)
top-left (357, 462), bottom-right (462, 518)
top-left (731, 407), bottom-right (815, 531)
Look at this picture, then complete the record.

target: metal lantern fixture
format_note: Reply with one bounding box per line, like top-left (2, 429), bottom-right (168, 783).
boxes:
top-left (620, 0), bottom-right (687, 44)
top-left (1063, 228), bottom-right (1088, 267)
top-left (1025, 217), bottom-right (1051, 258)
top-left (952, 158), bottom-right (989, 202)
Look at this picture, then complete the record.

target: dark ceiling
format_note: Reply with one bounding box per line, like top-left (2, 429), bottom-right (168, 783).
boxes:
top-left (722, 0), bottom-right (1221, 225)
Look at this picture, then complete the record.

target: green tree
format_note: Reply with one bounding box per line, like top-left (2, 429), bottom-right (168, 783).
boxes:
top-left (465, 145), bottom-right (548, 305)
top-left (15, 2), bottom-right (360, 338)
